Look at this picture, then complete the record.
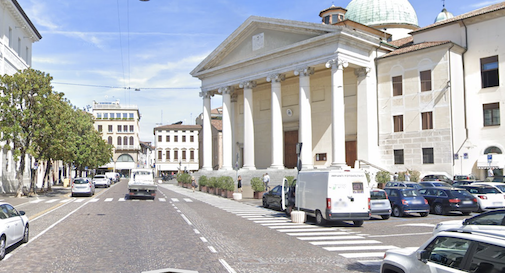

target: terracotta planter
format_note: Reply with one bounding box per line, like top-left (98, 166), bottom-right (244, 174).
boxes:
top-left (178, 182), bottom-right (182, 187)
top-left (216, 189), bottom-right (222, 196)
top-left (208, 187), bottom-right (215, 194)
top-left (200, 186), bottom-right (207, 192)
top-left (253, 191), bottom-right (265, 199)
top-left (225, 190), bottom-right (234, 198)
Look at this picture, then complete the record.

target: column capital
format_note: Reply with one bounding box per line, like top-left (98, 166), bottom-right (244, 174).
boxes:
top-left (325, 58), bottom-right (348, 70)
top-left (199, 90), bottom-right (214, 98)
top-left (294, 66), bottom-right (314, 77)
top-left (231, 93), bottom-right (238, 103)
top-left (354, 67), bottom-right (371, 78)
top-left (239, 80), bottom-right (257, 89)
top-left (218, 86), bottom-right (234, 95)
top-left (266, 73), bottom-right (285, 83)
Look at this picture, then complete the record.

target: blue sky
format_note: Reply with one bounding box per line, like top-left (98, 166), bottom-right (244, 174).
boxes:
top-left (17, 0), bottom-right (501, 142)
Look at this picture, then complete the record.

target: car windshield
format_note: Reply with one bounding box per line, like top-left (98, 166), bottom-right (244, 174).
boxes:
top-left (494, 185), bottom-right (505, 192)
top-left (434, 182), bottom-right (452, 187)
top-left (74, 179), bottom-right (88, 184)
top-left (95, 176), bottom-right (105, 179)
top-left (480, 187), bottom-right (500, 194)
top-left (402, 189), bottom-right (420, 197)
top-left (370, 191), bottom-right (387, 199)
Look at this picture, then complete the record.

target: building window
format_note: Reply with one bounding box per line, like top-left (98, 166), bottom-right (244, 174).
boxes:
top-left (483, 103), bottom-right (500, 126)
top-left (166, 135), bottom-right (170, 142)
top-left (129, 113), bottom-right (134, 119)
top-left (97, 113), bottom-right (102, 119)
top-left (104, 113), bottom-right (108, 119)
top-left (190, 136), bottom-right (194, 142)
top-left (423, 148), bottom-right (434, 164)
top-left (484, 146), bottom-right (502, 154)
top-left (117, 137), bottom-right (122, 145)
top-left (123, 136), bottom-right (128, 146)
top-left (116, 113), bottom-right (121, 119)
top-left (98, 125), bottom-right (102, 132)
top-left (315, 153), bottom-right (327, 161)
top-left (110, 113), bottom-right (114, 119)
top-left (123, 113), bottom-right (127, 118)
top-left (166, 151), bottom-right (170, 160)
top-left (123, 125), bottom-right (128, 132)
top-left (481, 56), bottom-right (499, 88)
top-left (174, 150), bottom-right (178, 160)
top-left (158, 135), bottom-right (162, 142)
top-left (393, 115), bottom-right (404, 132)
top-left (394, 149), bottom-right (404, 165)
top-left (323, 15), bottom-right (330, 24)
top-left (8, 27), bottom-right (12, 47)
top-left (158, 151), bottom-right (162, 160)
top-left (129, 125), bottom-right (134, 132)
top-left (331, 14), bottom-right (339, 24)
top-left (420, 70), bottom-right (432, 91)
top-left (108, 125), bottom-right (113, 133)
top-left (108, 136), bottom-right (112, 145)
top-left (174, 136), bottom-right (178, 142)
top-left (190, 151), bottom-right (194, 160)
top-left (182, 136), bottom-right (186, 142)
top-left (182, 151), bottom-right (186, 160)
top-left (392, 76), bottom-right (402, 96)
top-left (117, 125), bottom-right (122, 132)
top-left (129, 136), bottom-right (134, 145)
top-left (422, 112), bottom-right (433, 130)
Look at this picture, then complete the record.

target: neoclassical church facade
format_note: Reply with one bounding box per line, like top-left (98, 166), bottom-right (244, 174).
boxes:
top-left (191, 0), bottom-right (505, 180)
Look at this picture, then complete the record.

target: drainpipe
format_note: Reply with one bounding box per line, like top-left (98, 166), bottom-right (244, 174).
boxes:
top-left (453, 20), bottom-right (469, 166)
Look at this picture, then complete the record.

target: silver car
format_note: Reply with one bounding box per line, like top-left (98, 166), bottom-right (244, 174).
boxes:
top-left (0, 202), bottom-right (29, 260)
top-left (370, 189), bottom-right (391, 220)
top-left (71, 178), bottom-right (95, 197)
top-left (93, 175), bottom-right (110, 188)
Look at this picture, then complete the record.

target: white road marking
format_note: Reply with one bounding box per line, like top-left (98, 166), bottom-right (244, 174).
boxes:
top-left (287, 231), bottom-right (350, 236)
top-left (208, 246), bottom-right (217, 253)
top-left (118, 198), bottom-right (125, 201)
top-left (340, 252), bottom-right (386, 258)
top-left (278, 228), bottom-right (339, 232)
top-left (297, 235), bottom-right (365, 241)
top-left (253, 220), bottom-right (290, 223)
top-left (60, 199), bottom-right (72, 203)
top-left (171, 198), bottom-right (179, 202)
top-left (30, 199), bottom-right (43, 203)
top-left (324, 245), bottom-right (397, 251)
top-left (46, 199), bottom-right (58, 203)
top-left (180, 214), bottom-right (192, 225)
top-left (200, 237), bottom-right (208, 243)
top-left (183, 198), bottom-right (193, 202)
top-left (219, 259), bottom-right (237, 273)
top-left (368, 232), bottom-right (433, 238)
top-left (89, 198), bottom-right (99, 202)
top-left (194, 229), bottom-right (200, 234)
top-left (74, 199), bottom-right (85, 203)
top-left (158, 198), bottom-right (166, 202)
top-left (397, 223), bottom-right (435, 227)
top-left (104, 198), bottom-right (113, 202)
top-left (310, 240), bottom-right (381, 246)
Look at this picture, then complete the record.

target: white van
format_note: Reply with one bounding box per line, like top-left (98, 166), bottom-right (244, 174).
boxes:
top-left (288, 169), bottom-right (371, 226)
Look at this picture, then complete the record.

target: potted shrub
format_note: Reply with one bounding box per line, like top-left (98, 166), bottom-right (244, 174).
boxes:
top-left (208, 177), bottom-right (217, 194)
top-left (375, 170), bottom-right (390, 189)
top-left (198, 175), bottom-right (208, 192)
top-left (251, 177), bottom-right (265, 199)
top-left (221, 176), bottom-right (234, 198)
top-left (215, 176), bottom-right (225, 195)
top-left (177, 173), bottom-right (191, 188)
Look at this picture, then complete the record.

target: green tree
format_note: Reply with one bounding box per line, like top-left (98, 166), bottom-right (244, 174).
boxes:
top-left (0, 69), bottom-right (54, 197)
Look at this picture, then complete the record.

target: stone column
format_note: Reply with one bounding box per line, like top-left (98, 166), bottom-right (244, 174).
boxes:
top-left (294, 67), bottom-right (314, 169)
top-left (326, 58), bottom-right (348, 167)
top-left (200, 90), bottom-right (213, 171)
top-left (266, 73), bottom-right (285, 169)
top-left (220, 86), bottom-right (233, 170)
top-left (239, 81), bottom-right (257, 170)
top-left (230, 92), bottom-right (238, 169)
top-left (356, 67), bottom-right (378, 163)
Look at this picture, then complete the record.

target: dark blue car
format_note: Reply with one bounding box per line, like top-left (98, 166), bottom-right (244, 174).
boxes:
top-left (384, 187), bottom-right (430, 217)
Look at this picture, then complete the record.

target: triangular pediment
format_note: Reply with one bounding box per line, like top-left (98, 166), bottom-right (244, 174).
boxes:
top-left (191, 16), bottom-right (338, 76)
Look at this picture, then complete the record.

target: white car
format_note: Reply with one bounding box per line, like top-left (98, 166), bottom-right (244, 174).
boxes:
top-left (459, 184), bottom-right (505, 211)
top-left (71, 177), bottom-right (95, 197)
top-left (381, 230), bottom-right (505, 273)
top-left (0, 202), bottom-right (29, 260)
top-left (93, 175), bottom-right (110, 188)
top-left (433, 209), bottom-right (505, 234)
top-left (473, 182), bottom-right (505, 194)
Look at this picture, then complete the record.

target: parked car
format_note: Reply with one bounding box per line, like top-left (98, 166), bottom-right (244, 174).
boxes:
top-left (370, 189), bottom-right (391, 220)
top-left (71, 178), bottom-right (95, 197)
top-left (384, 181), bottom-right (423, 190)
top-left (452, 180), bottom-right (481, 187)
top-left (453, 174), bottom-right (477, 181)
top-left (262, 185), bottom-right (287, 211)
top-left (93, 175), bottom-right (110, 188)
top-left (458, 184), bottom-right (505, 212)
top-left (419, 181), bottom-right (453, 188)
top-left (381, 229), bottom-right (505, 273)
top-left (384, 187), bottom-right (429, 217)
top-left (0, 202), bottom-right (29, 260)
top-left (105, 172), bottom-right (120, 184)
top-left (418, 187), bottom-right (479, 215)
top-left (421, 173), bottom-right (453, 184)
top-left (433, 209), bottom-right (505, 234)
top-left (473, 182), bottom-right (505, 194)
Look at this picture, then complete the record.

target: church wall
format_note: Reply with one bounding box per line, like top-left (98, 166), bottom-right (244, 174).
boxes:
top-left (413, 24), bottom-right (463, 47)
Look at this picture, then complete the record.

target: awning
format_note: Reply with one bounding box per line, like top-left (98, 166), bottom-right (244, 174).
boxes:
top-left (477, 154), bottom-right (505, 169)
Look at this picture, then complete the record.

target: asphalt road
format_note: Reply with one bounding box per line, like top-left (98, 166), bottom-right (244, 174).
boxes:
top-left (0, 180), bottom-right (471, 272)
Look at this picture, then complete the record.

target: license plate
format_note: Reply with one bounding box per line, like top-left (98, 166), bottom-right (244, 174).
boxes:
top-left (463, 200), bottom-right (473, 204)
top-left (411, 200), bottom-right (421, 204)
top-left (493, 202), bottom-right (503, 206)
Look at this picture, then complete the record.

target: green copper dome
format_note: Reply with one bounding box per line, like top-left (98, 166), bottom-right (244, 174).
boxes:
top-left (434, 8), bottom-right (454, 23)
top-left (345, 0), bottom-right (419, 28)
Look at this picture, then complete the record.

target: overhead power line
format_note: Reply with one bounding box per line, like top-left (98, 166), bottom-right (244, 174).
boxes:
top-left (52, 81), bottom-right (199, 90)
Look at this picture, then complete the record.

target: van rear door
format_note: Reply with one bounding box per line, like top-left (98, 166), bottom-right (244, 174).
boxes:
top-left (327, 175), bottom-right (370, 217)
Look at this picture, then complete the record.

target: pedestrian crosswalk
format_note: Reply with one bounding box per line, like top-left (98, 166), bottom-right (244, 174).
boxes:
top-left (162, 185), bottom-right (391, 266)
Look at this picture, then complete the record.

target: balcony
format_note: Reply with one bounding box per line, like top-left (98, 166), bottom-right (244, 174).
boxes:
top-left (115, 145), bottom-right (139, 151)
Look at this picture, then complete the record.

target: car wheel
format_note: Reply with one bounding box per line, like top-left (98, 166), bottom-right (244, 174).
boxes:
top-left (262, 198), bottom-right (269, 208)
top-left (22, 225), bottom-right (29, 243)
top-left (419, 212), bottom-right (428, 217)
top-left (462, 211), bottom-right (471, 216)
top-left (0, 236), bottom-right (5, 260)
top-left (315, 210), bottom-right (326, 225)
top-left (392, 206), bottom-right (403, 217)
top-left (434, 204), bottom-right (445, 215)
top-left (353, 220), bottom-right (364, 227)
top-left (381, 215), bottom-right (390, 220)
